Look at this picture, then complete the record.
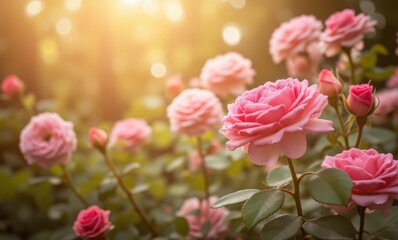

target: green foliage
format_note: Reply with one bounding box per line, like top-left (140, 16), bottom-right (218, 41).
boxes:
top-left (241, 189), bottom-right (285, 229)
top-left (261, 214), bottom-right (304, 240)
top-left (213, 189), bottom-right (260, 208)
top-left (302, 216), bottom-right (357, 239)
top-left (174, 217), bottom-right (189, 236)
top-left (265, 166), bottom-right (292, 187)
top-left (307, 168), bottom-right (352, 206)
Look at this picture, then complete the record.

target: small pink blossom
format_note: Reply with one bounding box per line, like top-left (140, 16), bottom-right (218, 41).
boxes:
top-left (19, 112), bottom-right (77, 169)
top-left (220, 78), bottom-right (333, 167)
top-left (387, 67), bottom-right (398, 88)
top-left (269, 15), bottom-right (322, 63)
top-left (73, 205), bottom-right (112, 239)
top-left (317, 69), bottom-right (342, 97)
top-left (88, 127), bottom-right (108, 150)
top-left (177, 196), bottom-right (229, 239)
top-left (109, 119), bottom-right (151, 151)
top-left (200, 52), bottom-right (255, 97)
top-left (321, 9), bottom-right (377, 57)
top-left (322, 148), bottom-right (398, 215)
top-left (286, 54), bottom-right (316, 80)
top-left (166, 74), bottom-right (185, 95)
top-left (347, 84), bottom-right (374, 117)
top-left (167, 89), bottom-right (223, 136)
top-left (1, 74), bottom-right (24, 97)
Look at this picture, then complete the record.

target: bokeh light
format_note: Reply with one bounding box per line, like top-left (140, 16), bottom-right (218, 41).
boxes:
top-left (25, 0), bottom-right (44, 17)
top-left (222, 24), bottom-right (242, 46)
top-left (65, 0), bottom-right (82, 12)
top-left (165, 0), bottom-right (184, 22)
top-left (230, 0), bottom-right (246, 9)
top-left (121, 0), bottom-right (141, 6)
top-left (151, 62), bottom-right (167, 78)
top-left (55, 18), bottom-right (72, 36)
top-left (360, 0), bottom-right (375, 15)
top-left (142, 0), bottom-right (160, 15)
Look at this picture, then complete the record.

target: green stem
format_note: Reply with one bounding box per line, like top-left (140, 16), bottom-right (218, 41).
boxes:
top-left (355, 117), bottom-right (366, 148)
top-left (197, 136), bottom-right (210, 201)
top-left (103, 153), bottom-right (158, 236)
top-left (286, 157), bottom-right (306, 237)
top-left (59, 164), bottom-right (89, 207)
top-left (333, 104), bottom-right (350, 149)
top-left (355, 125), bottom-right (363, 148)
top-left (344, 48), bottom-right (356, 84)
top-left (357, 206), bottom-right (366, 240)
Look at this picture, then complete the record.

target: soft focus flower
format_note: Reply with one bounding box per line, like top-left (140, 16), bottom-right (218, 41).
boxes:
top-left (269, 15), bottom-right (322, 63)
top-left (188, 77), bottom-right (201, 88)
top-left (317, 69), bottom-right (342, 97)
top-left (347, 84), bottom-right (374, 117)
top-left (88, 127), bottom-right (108, 150)
top-left (73, 205), bottom-right (112, 239)
top-left (220, 78), bottom-right (333, 166)
top-left (177, 196), bottom-right (229, 239)
top-left (188, 150), bottom-right (202, 172)
top-left (200, 52), bottom-right (255, 97)
top-left (166, 74), bottom-right (185, 95)
top-left (109, 119), bottom-right (151, 151)
top-left (286, 54), bottom-right (316, 80)
top-left (387, 67), bottom-right (398, 88)
top-left (1, 74), bottom-right (24, 97)
top-left (167, 89), bottom-right (223, 136)
top-left (336, 42), bottom-right (363, 72)
top-left (19, 112), bottom-right (77, 169)
top-left (321, 9), bottom-right (377, 57)
top-left (322, 148), bottom-right (398, 215)
top-left (372, 88), bottom-right (398, 124)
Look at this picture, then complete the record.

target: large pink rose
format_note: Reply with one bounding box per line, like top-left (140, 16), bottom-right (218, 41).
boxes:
top-left (177, 196), bottom-right (229, 240)
top-left (109, 119), bottom-right (151, 151)
top-left (73, 205), bottom-right (112, 239)
top-left (269, 15), bottom-right (322, 63)
top-left (200, 52), bottom-right (255, 97)
top-left (220, 78), bottom-right (333, 166)
top-left (372, 88), bottom-right (398, 124)
top-left (322, 148), bottom-right (398, 215)
top-left (321, 9), bottom-right (377, 56)
top-left (19, 112), bottom-right (77, 169)
top-left (167, 89), bottom-right (223, 136)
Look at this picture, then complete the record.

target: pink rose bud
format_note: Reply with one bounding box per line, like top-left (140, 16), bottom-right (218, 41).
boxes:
top-left (88, 127), bottom-right (108, 150)
top-left (1, 75), bottom-right (24, 97)
top-left (166, 74), bottom-right (185, 95)
top-left (73, 205), bottom-right (112, 239)
top-left (318, 69), bottom-right (342, 97)
top-left (347, 84), bottom-right (374, 117)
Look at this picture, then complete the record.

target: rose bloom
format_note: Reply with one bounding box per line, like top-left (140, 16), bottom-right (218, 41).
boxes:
top-left (177, 196), bottom-right (229, 240)
top-left (269, 15), bottom-right (322, 64)
top-left (372, 88), bottom-right (398, 124)
top-left (166, 74), bottom-right (185, 95)
top-left (322, 148), bottom-right (398, 215)
top-left (109, 119), bottom-right (151, 151)
top-left (286, 54), bottom-right (317, 80)
top-left (321, 9), bottom-right (377, 57)
top-left (1, 74), bottom-right (24, 97)
top-left (220, 78), bottom-right (333, 166)
top-left (73, 205), bottom-right (112, 239)
top-left (347, 84), bottom-right (374, 117)
top-left (387, 67), bottom-right (398, 88)
top-left (167, 89), bottom-right (223, 136)
top-left (317, 69), bottom-right (342, 97)
top-left (19, 112), bottom-right (77, 169)
top-left (200, 52), bottom-right (255, 98)
top-left (88, 127), bottom-right (108, 149)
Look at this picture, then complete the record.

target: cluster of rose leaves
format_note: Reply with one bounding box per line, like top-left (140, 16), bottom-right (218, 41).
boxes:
top-left (2, 8), bottom-right (398, 240)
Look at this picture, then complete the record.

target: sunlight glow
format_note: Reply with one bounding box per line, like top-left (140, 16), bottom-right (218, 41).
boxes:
top-left (65, 0), bottom-right (82, 12)
top-left (222, 24), bottom-right (242, 46)
top-left (165, 0), bottom-right (184, 22)
top-left (121, 0), bottom-right (141, 6)
top-left (142, 0), bottom-right (160, 15)
top-left (230, 0), bottom-right (246, 9)
top-left (55, 18), bottom-right (72, 36)
top-left (25, 0), bottom-right (43, 17)
top-left (151, 62), bottom-right (167, 78)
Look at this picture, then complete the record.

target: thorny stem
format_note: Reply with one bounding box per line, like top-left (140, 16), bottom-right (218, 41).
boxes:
top-left (59, 164), bottom-right (89, 207)
top-left (103, 153), bottom-right (159, 236)
top-left (197, 136), bottom-right (210, 201)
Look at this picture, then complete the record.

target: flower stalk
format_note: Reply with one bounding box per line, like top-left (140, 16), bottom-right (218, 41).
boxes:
top-left (59, 164), bottom-right (89, 207)
top-left (197, 136), bottom-right (210, 201)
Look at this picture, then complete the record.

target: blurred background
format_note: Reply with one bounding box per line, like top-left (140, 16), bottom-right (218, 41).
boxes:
top-left (0, 0), bottom-right (397, 121)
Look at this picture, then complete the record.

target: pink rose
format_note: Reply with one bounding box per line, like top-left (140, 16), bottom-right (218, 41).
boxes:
top-left (109, 119), bottom-right (151, 151)
top-left (372, 89), bottom-right (398, 124)
top-left (167, 89), bottom-right (223, 136)
top-left (269, 15), bottom-right (322, 63)
top-left (188, 77), bottom-right (201, 88)
top-left (200, 52), bottom-right (255, 97)
top-left (19, 112), bottom-right (77, 169)
top-left (220, 78), bottom-right (333, 166)
top-left (286, 54), bottom-right (316, 80)
top-left (322, 148), bottom-right (398, 215)
top-left (317, 69), bottom-right (342, 97)
top-left (73, 205), bottom-right (112, 239)
top-left (88, 127), bottom-right (108, 150)
top-left (177, 196), bottom-right (229, 239)
top-left (347, 84), bottom-right (374, 117)
top-left (166, 74), bottom-right (185, 95)
top-left (188, 150), bottom-right (202, 172)
top-left (321, 9), bottom-right (377, 57)
top-left (1, 74), bottom-right (24, 97)
top-left (387, 67), bottom-right (398, 88)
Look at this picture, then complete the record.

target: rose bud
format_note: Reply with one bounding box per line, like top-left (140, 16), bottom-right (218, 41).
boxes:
top-left (1, 74), bottom-right (24, 98)
top-left (88, 127), bottom-right (108, 151)
top-left (165, 74), bottom-right (185, 95)
top-left (347, 83), bottom-right (375, 117)
top-left (318, 69), bottom-right (342, 97)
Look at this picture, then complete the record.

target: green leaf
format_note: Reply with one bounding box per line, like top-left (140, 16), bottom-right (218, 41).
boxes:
top-left (21, 93), bottom-right (36, 112)
top-left (261, 214), bottom-right (304, 240)
top-left (302, 215), bottom-right (357, 240)
top-left (352, 206), bottom-right (398, 236)
top-left (370, 43), bottom-right (389, 55)
top-left (205, 154), bottom-right (230, 170)
top-left (212, 189), bottom-right (260, 208)
top-left (166, 157), bottom-right (185, 172)
top-left (201, 221), bottom-right (211, 236)
top-left (266, 166), bottom-right (292, 187)
top-left (308, 168), bottom-right (352, 206)
top-left (360, 52), bottom-right (377, 69)
top-left (121, 162), bottom-right (141, 175)
top-left (364, 66), bottom-right (395, 81)
top-left (242, 189), bottom-right (285, 229)
top-left (174, 217), bottom-right (189, 236)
